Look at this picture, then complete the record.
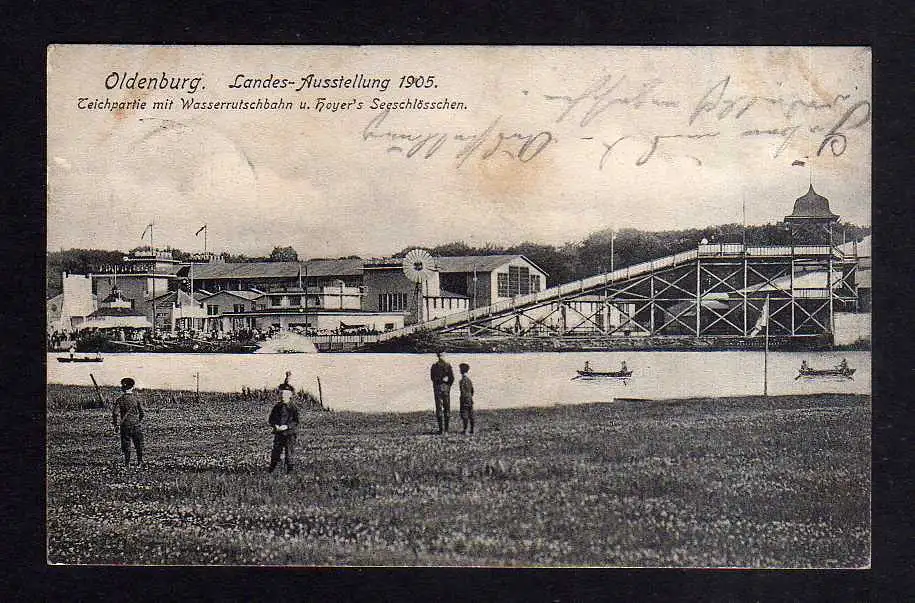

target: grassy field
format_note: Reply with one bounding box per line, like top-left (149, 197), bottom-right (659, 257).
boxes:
top-left (46, 385), bottom-right (870, 567)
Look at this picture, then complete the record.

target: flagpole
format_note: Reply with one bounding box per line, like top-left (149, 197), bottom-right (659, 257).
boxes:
top-left (742, 194), bottom-right (747, 248)
top-left (149, 223), bottom-right (156, 339)
top-left (763, 297), bottom-right (769, 397)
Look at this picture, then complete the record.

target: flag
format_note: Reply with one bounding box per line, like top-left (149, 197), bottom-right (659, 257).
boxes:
top-left (759, 297), bottom-right (769, 328)
top-left (195, 224), bottom-right (207, 236)
top-left (791, 159), bottom-right (806, 167)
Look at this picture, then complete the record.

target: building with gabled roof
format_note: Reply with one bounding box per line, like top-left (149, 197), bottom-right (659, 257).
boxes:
top-left (435, 254), bottom-right (548, 310)
top-left (362, 253), bottom-right (547, 324)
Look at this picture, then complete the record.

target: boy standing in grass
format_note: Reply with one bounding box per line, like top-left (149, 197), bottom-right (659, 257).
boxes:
top-left (459, 362), bottom-right (475, 435)
top-left (268, 387), bottom-right (299, 474)
top-left (112, 377), bottom-right (144, 470)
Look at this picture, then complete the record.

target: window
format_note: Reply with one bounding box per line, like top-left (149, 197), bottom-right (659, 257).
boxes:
top-left (498, 266), bottom-right (531, 297)
top-left (233, 303), bottom-right (245, 313)
top-left (271, 296), bottom-right (282, 307)
top-left (511, 266), bottom-right (530, 295)
top-left (206, 304), bottom-right (219, 316)
top-left (288, 295), bottom-right (301, 306)
top-left (530, 274), bottom-right (541, 293)
top-left (497, 273), bottom-right (509, 297)
top-left (379, 292), bottom-right (408, 312)
top-left (384, 323), bottom-right (395, 331)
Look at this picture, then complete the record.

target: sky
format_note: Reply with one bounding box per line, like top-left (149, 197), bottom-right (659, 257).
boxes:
top-left (47, 46), bottom-right (871, 258)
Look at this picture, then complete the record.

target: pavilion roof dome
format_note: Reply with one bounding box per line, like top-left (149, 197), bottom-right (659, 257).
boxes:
top-left (785, 185), bottom-right (839, 222)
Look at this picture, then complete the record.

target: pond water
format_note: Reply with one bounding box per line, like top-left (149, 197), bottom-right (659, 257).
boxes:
top-left (47, 351), bottom-right (871, 414)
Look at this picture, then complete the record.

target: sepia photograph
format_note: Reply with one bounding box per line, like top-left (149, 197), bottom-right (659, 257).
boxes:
top-left (46, 45), bottom-right (871, 567)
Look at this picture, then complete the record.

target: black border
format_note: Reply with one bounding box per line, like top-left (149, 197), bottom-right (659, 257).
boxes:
top-left (5, 2), bottom-right (912, 600)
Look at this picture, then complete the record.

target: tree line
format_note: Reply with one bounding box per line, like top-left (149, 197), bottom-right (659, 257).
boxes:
top-left (47, 223), bottom-right (869, 298)
top-left (397, 222), bottom-right (869, 287)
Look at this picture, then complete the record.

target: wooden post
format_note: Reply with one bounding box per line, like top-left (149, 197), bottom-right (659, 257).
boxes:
top-left (316, 376), bottom-right (324, 409)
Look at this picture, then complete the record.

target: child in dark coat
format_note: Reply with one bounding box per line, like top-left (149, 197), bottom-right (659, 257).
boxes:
top-left (268, 388), bottom-right (300, 473)
top-left (459, 363), bottom-right (474, 435)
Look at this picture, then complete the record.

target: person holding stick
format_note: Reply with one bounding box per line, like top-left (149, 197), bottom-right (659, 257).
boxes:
top-left (111, 377), bottom-right (145, 471)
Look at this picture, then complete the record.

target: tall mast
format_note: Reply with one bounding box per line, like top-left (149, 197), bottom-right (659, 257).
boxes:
top-left (742, 194), bottom-right (747, 247)
top-left (149, 223), bottom-right (156, 338)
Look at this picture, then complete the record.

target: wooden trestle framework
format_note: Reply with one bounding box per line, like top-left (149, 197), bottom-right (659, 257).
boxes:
top-left (377, 244), bottom-right (860, 343)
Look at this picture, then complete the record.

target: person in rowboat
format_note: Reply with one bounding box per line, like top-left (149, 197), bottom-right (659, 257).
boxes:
top-left (620, 361), bottom-right (628, 373)
top-left (583, 361), bottom-right (592, 373)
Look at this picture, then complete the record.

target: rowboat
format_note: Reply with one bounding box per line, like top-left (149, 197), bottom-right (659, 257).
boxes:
top-left (57, 356), bottom-right (103, 363)
top-left (573, 368), bottom-right (632, 380)
top-left (795, 365), bottom-right (855, 379)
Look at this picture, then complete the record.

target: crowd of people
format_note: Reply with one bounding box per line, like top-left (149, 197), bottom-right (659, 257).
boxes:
top-left (49, 324), bottom-right (385, 351)
top-left (47, 329), bottom-right (79, 351)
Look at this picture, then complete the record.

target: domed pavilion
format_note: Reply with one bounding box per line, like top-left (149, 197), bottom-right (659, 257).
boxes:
top-left (784, 185), bottom-right (840, 245)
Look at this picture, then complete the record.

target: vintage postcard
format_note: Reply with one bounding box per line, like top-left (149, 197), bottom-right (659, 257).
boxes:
top-left (47, 45), bottom-right (871, 567)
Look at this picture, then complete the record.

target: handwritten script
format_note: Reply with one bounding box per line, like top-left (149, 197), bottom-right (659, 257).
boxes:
top-left (359, 73), bottom-right (870, 172)
top-left (362, 110), bottom-right (554, 168)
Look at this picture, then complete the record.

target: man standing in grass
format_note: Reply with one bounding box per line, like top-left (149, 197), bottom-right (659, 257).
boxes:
top-left (459, 362), bottom-right (475, 435)
top-left (268, 387), bottom-right (299, 474)
top-left (430, 350), bottom-right (455, 434)
top-left (112, 377), bottom-right (144, 470)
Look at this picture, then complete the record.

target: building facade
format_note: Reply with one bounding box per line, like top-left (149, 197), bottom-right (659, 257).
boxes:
top-left (91, 250), bottom-right (182, 318)
top-left (59, 250), bottom-right (548, 337)
top-left (436, 255), bottom-right (547, 309)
